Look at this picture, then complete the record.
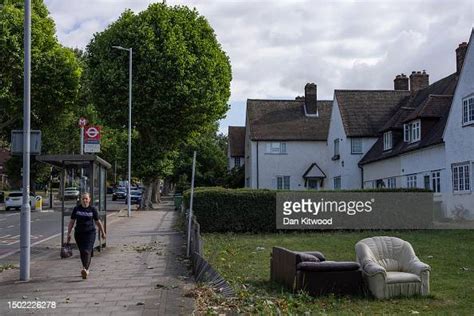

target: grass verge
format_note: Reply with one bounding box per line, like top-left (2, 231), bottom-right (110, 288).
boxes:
top-left (201, 230), bottom-right (474, 314)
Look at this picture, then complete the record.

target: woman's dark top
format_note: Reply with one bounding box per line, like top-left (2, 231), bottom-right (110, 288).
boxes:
top-left (71, 205), bottom-right (99, 233)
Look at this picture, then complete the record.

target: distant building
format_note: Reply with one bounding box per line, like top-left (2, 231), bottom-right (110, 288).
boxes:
top-left (227, 126), bottom-right (245, 170)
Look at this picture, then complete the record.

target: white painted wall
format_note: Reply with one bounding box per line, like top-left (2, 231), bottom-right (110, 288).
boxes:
top-left (254, 141), bottom-right (328, 190)
top-left (325, 97), bottom-right (377, 189)
top-left (443, 32), bottom-right (474, 219)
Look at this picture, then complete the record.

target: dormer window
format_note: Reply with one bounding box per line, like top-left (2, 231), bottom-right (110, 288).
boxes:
top-left (462, 96), bottom-right (474, 125)
top-left (383, 131), bottom-right (393, 151)
top-left (403, 120), bottom-right (421, 143)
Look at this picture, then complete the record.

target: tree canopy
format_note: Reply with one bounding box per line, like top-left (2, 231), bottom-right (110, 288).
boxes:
top-left (86, 3), bottom-right (232, 183)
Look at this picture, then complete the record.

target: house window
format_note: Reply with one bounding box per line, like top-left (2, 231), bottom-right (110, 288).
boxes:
top-left (424, 175), bottom-right (430, 190)
top-left (234, 157), bottom-right (241, 167)
top-left (407, 175), bottom-right (417, 188)
top-left (383, 131), bottom-right (393, 151)
top-left (387, 177), bottom-right (396, 188)
top-left (333, 176), bottom-right (341, 189)
top-left (277, 176), bottom-right (290, 190)
top-left (463, 96), bottom-right (474, 125)
top-left (334, 139), bottom-right (340, 156)
top-left (452, 163), bottom-right (471, 192)
top-left (351, 138), bottom-right (362, 154)
top-left (403, 120), bottom-right (421, 143)
top-left (432, 171), bottom-right (441, 193)
top-left (266, 142), bottom-right (287, 154)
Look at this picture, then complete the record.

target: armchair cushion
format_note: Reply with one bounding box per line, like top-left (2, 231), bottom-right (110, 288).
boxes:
top-left (386, 272), bottom-right (421, 284)
top-left (297, 261), bottom-right (360, 272)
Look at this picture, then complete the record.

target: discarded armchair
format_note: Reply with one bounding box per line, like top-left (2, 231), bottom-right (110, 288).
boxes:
top-left (355, 236), bottom-right (431, 299)
top-left (270, 247), bottom-right (363, 296)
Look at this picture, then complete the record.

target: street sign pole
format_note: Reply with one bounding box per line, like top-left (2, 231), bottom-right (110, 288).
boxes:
top-left (80, 127), bottom-right (84, 155)
top-left (20, 0), bottom-right (31, 281)
top-left (186, 151), bottom-right (197, 257)
top-left (127, 48), bottom-right (132, 218)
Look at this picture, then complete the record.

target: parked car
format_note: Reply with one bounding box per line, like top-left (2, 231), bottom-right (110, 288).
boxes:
top-left (5, 191), bottom-right (37, 211)
top-left (63, 187), bottom-right (80, 200)
top-left (0, 191), bottom-right (4, 203)
top-left (112, 188), bottom-right (127, 201)
top-left (126, 190), bottom-right (142, 205)
top-left (106, 186), bottom-right (114, 194)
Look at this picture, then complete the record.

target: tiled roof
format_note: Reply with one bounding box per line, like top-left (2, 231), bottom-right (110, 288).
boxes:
top-left (335, 90), bottom-right (410, 137)
top-left (228, 126), bottom-right (245, 157)
top-left (247, 99), bottom-right (332, 141)
top-left (360, 73), bottom-right (458, 165)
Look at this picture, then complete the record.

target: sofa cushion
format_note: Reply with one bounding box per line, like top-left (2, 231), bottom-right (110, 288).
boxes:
top-left (296, 253), bottom-right (320, 263)
top-left (304, 251), bottom-right (326, 262)
top-left (297, 261), bottom-right (360, 272)
top-left (386, 272), bottom-right (421, 284)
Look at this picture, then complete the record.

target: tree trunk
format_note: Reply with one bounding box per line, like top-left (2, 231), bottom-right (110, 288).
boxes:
top-left (141, 180), bottom-right (153, 210)
top-left (151, 177), bottom-right (161, 204)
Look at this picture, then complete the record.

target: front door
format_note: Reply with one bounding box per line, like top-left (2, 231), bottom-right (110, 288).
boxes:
top-left (307, 178), bottom-right (319, 190)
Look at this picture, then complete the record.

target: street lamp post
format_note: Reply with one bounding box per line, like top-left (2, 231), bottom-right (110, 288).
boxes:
top-left (112, 46), bottom-right (132, 217)
top-left (20, 0), bottom-right (31, 281)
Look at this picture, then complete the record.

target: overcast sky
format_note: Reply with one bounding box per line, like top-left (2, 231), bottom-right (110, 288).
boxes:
top-left (44, 0), bottom-right (473, 134)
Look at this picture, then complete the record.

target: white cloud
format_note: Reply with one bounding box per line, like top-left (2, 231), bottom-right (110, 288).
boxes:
top-left (43, 0), bottom-right (474, 133)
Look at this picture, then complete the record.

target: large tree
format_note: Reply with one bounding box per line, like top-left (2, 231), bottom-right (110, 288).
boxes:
top-left (0, 0), bottom-right (82, 150)
top-left (86, 3), bottom-right (232, 205)
top-left (0, 0), bottom-right (82, 187)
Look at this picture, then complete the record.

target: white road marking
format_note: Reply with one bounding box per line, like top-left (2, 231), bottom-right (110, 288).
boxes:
top-left (7, 225), bottom-right (14, 228)
top-left (6, 213), bottom-right (20, 217)
top-left (0, 235), bottom-right (11, 238)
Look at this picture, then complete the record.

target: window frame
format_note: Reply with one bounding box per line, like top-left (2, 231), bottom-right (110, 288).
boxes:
top-left (387, 177), bottom-right (396, 188)
top-left (351, 138), bottom-right (363, 154)
top-left (406, 174), bottom-right (417, 188)
top-left (462, 96), bottom-right (474, 126)
top-left (334, 139), bottom-right (340, 156)
top-left (431, 171), bottom-right (441, 193)
top-left (403, 120), bottom-right (421, 143)
top-left (276, 176), bottom-right (290, 190)
top-left (452, 163), bottom-right (471, 193)
top-left (383, 131), bottom-right (393, 151)
top-left (266, 142), bottom-right (287, 154)
top-left (333, 176), bottom-right (341, 190)
top-left (234, 157), bottom-right (241, 167)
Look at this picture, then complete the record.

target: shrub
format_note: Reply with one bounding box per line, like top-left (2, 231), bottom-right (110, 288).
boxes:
top-left (184, 187), bottom-right (431, 233)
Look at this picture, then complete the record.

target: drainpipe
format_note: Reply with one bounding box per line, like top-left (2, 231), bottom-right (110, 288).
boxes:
top-left (358, 164), bottom-right (364, 189)
top-left (256, 141), bottom-right (259, 189)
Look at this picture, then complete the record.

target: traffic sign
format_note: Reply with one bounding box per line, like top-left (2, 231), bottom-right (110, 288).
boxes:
top-left (78, 117), bottom-right (87, 127)
top-left (84, 126), bottom-right (101, 141)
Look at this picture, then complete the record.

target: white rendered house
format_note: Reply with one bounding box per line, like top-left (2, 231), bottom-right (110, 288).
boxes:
top-left (443, 31), bottom-right (474, 219)
top-left (245, 84), bottom-right (332, 190)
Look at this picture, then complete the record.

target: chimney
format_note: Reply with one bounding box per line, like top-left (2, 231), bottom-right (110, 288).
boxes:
top-left (304, 83), bottom-right (318, 115)
top-left (394, 73), bottom-right (409, 90)
top-left (409, 70), bottom-right (429, 93)
top-left (456, 42), bottom-right (468, 74)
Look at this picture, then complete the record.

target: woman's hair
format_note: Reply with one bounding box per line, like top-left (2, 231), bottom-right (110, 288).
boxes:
top-left (81, 192), bottom-right (91, 199)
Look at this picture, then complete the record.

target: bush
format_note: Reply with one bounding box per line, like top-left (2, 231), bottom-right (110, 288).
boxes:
top-left (184, 187), bottom-right (431, 233)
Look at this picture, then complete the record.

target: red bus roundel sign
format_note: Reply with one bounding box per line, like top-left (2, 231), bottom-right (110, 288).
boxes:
top-left (84, 126), bottom-right (101, 142)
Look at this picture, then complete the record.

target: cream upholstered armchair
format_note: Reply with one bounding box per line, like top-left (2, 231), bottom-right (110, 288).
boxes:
top-left (355, 236), bottom-right (431, 299)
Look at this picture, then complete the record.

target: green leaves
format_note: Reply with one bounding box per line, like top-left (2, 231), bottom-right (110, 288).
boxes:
top-left (86, 3), bottom-right (232, 180)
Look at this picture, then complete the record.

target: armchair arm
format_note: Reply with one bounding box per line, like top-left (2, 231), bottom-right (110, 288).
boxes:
top-left (407, 259), bottom-right (431, 275)
top-left (362, 261), bottom-right (387, 277)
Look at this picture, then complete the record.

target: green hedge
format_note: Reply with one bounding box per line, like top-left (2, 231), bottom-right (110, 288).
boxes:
top-left (183, 187), bottom-right (431, 233)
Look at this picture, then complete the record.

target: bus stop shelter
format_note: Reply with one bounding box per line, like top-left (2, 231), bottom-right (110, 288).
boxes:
top-left (36, 154), bottom-right (111, 254)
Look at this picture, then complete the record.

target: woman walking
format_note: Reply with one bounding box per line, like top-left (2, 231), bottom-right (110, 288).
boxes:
top-left (67, 193), bottom-right (106, 279)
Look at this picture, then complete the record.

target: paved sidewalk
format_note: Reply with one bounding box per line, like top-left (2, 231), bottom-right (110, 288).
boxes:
top-left (0, 197), bottom-right (195, 315)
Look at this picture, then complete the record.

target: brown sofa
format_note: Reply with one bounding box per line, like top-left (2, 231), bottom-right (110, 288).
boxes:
top-left (270, 247), bottom-right (363, 296)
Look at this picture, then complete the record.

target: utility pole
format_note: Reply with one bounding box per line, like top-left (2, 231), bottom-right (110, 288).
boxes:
top-left (20, 0), bottom-right (31, 281)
